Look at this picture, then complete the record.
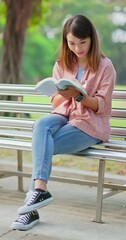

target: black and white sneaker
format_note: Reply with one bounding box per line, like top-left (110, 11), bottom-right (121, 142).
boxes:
top-left (18, 188), bottom-right (53, 215)
top-left (11, 210), bottom-right (39, 231)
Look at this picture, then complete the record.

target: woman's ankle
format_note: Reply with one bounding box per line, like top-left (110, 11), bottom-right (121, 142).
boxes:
top-left (34, 179), bottom-right (47, 191)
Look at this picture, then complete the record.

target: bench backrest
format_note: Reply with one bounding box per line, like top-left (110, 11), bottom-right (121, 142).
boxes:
top-left (0, 84), bottom-right (126, 140)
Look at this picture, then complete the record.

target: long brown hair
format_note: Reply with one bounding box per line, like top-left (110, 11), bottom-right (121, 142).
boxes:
top-left (58, 15), bottom-right (105, 72)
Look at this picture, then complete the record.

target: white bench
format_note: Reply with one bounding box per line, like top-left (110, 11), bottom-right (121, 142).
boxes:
top-left (0, 84), bottom-right (126, 223)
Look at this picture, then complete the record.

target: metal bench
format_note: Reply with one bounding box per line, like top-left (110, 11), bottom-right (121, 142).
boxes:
top-left (0, 84), bottom-right (126, 223)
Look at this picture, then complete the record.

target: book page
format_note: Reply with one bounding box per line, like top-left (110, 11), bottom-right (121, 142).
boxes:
top-left (35, 78), bottom-right (57, 96)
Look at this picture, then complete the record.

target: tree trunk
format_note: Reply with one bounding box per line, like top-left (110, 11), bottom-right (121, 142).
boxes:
top-left (0, 0), bottom-right (32, 116)
top-left (0, 0), bottom-right (32, 84)
top-left (0, 0), bottom-right (42, 116)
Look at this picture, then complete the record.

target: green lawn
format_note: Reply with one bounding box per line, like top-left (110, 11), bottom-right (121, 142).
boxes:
top-left (114, 85), bottom-right (126, 90)
top-left (23, 95), bottom-right (51, 104)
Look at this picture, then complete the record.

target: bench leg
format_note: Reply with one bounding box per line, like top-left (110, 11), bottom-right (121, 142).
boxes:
top-left (92, 159), bottom-right (105, 223)
top-left (17, 150), bottom-right (24, 192)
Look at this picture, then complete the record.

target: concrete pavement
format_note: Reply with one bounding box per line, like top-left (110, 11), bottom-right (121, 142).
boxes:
top-left (0, 175), bottom-right (126, 240)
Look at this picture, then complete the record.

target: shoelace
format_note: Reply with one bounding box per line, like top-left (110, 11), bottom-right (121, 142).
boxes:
top-left (27, 191), bottom-right (39, 206)
top-left (24, 190), bottom-right (34, 204)
top-left (17, 212), bottom-right (32, 224)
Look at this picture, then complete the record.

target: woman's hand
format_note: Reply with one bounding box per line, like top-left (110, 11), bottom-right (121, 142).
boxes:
top-left (58, 86), bottom-right (80, 99)
top-left (52, 85), bottom-right (98, 112)
top-left (51, 86), bottom-right (79, 109)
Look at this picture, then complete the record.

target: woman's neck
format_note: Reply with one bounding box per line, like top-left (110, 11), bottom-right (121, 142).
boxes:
top-left (78, 58), bottom-right (87, 68)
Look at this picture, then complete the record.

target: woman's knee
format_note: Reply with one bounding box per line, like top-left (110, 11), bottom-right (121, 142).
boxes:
top-left (33, 115), bottom-right (52, 130)
top-left (32, 114), bottom-right (68, 135)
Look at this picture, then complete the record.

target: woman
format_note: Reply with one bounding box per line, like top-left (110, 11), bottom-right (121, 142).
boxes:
top-left (11, 14), bottom-right (116, 230)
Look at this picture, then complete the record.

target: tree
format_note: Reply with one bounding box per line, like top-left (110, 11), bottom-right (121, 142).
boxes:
top-left (0, 0), bottom-right (42, 84)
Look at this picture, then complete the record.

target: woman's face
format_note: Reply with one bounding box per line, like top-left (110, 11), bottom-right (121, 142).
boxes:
top-left (67, 32), bottom-right (91, 59)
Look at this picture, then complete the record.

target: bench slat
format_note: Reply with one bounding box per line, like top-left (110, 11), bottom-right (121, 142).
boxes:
top-left (0, 138), bottom-right (125, 162)
top-left (0, 133), bottom-right (126, 150)
top-left (0, 138), bottom-right (31, 150)
top-left (75, 148), bottom-right (126, 162)
top-left (0, 86), bottom-right (126, 99)
top-left (0, 129), bottom-right (32, 138)
top-left (0, 101), bottom-right (126, 117)
top-left (0, 117), bottom-right (126, 137)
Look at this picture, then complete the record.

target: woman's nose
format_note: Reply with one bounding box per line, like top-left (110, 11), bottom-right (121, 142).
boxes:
top-left (75, 45), bottom-right (81, 51)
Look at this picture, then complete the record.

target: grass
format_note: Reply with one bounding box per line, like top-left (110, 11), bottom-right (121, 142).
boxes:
top-left (114, 85), bottom-right (126, 90)
top-left (24, 95), bottom-right (50, 104)
top-left (52, 155), bottom-right (126, 176)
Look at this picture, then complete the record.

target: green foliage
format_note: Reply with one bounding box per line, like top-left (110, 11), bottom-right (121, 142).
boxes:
top-left (22, 29), bottom-right (57, 83)
top-left (28, 0), bottom-right (60, 26)
top-left (0, 0), bottom-right (6, 30)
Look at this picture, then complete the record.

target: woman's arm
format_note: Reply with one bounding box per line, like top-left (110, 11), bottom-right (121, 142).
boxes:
top-left (51, 94), bottom-right (67, 109)
top-left (81, 95), bottom-right (98, 112)
top-left (53, 86), bottom-right (98, 112)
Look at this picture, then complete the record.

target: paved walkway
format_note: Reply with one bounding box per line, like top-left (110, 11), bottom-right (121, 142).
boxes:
top-left (0, 175), bottom-right (126, 240)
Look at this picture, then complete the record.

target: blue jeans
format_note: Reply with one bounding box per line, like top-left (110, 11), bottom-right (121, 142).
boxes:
top-left (30, 114), bottom-right (100, 190)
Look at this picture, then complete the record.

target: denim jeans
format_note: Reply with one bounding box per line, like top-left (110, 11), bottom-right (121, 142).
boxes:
top-left (29, 114), bottom-right (100, 190)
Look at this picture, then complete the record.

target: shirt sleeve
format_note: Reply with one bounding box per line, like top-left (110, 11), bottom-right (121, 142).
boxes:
top-left (94, 61), bottom-right (116, 114)
top-left (51, 61), bottom-right (63, 102)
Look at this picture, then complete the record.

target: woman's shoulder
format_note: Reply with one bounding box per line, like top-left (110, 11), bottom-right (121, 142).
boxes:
top-left (52, 61), bottom-right (64, 79)
top-left (98, 57), bottom-right (116, 78)
top-left (53, 60), bottom-right (63, 71)
top-left (53, 60), bottom-right (59, 68)
top-left (53, 61), bottom-right (61, 71)
top-left (100, 56), bottom-right (114, 69)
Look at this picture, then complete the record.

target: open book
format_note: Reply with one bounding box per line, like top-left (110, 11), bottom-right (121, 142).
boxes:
top-left (35, 77), bottom-right (87, 96)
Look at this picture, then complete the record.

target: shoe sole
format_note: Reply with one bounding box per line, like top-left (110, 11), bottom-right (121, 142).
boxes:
top-left (11, 219), bottom-right (39, 231)
top-left (18, 197), bottom-right (53, 215)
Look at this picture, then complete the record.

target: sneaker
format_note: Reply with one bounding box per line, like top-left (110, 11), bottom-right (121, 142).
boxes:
top-left (11, 210), bottom-right (39, 231)
top-left (18, 189), bottom-right (53, 215)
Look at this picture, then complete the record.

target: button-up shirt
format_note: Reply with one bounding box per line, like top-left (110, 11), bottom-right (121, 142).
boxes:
top-left (51, 57), bottom-right (116, 142)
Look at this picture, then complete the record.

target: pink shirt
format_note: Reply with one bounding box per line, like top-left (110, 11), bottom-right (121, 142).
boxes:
top-left (51, 57), bottom-right (116, 142)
